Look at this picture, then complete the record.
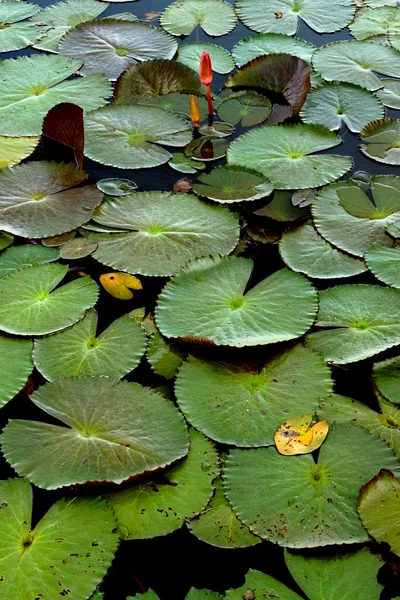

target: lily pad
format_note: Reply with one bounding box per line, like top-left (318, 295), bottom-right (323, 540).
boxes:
top-left (0, 54), bottom-right (111, 136)
top-left (142, 93), bottom-right (208, 119)
top-left (254, 191), bottom-right (309, 221)
top-left (227, 123), bottom-right (352, 190)
top-left (306, 284), bottom-right (400, 364)
top-left (373, 356), bottom-right (400, 405)
top-left (223, 423), bottom-right (400, 548)
top-left (312, 177), bottom-right (400, 257)
top-left (192, 166), bottom-right (273, 203)
top-left (0, 244), bottom-right (60, 279)
top-left (313, 41), bottom-right (400, 91)
top-left (177, 42), bottom-right (234, 75)
top-left (0, 0), bottom-right (42, 53)
top-left (301, 83), bottom-right (384, 133)
top-left (160, 0), bottom-right (237, 37)
top-left (217, 91), bottom-right (272, 127)
top-left (0, 377), bottom-right (189, 489)
top-left (360, 118), bottom-right (400, 165)
top-left (147, 330), bottom-right (185, 379)
top-left (175, 345), bottom-right (332, 447)
top-left (285, 548), bottom-right (384, 600)
top-left (84, 105), bottom-right (192, 169)
top-left (59, 237), bottom-right (98, 260)
top-left (358, 469), bottom-right (400, 556)
top-left (225, 569), bottom-right (303, 600)
top-left (376, 78), bottom-right (400, 109)
top-left (350, 6), bottom-right (400, 44)
top-left (0, 478), bottom-right (118, 599)
top-left (365, 246), bottom-right (400, 288)
top-left (186, 590), bottom-right (222, 600)
top-left (33, 309), bottom-right (147, 381)
top-left (0, 233), bottom-right (13, 250)
top-left (97, 178), bottom-right (138, 196)
top-left (155, 256), bottom-right (318, 347)
top-left (0, 263), bottom-right (98, 336)
top-left (87, 192), bottom-right (239, 277)
top-left (185, 137), bottom-right (229, 162)
top-left (279, 223), bottom-right (367, 279)
top-left (234, 0), bottom-right (355, 35)
top-left (0, 336), bottom-right (32, 409)
top-left (188, 477), bottom-right (261, 549)
top-left (106, 429), bottom-right (218, 539)
top-left (59, 19), bottom-right (177, 80)
top-left (0, 161), bottom-right (102, 238)
top-left (169, 153), bottom-right (205, 174)
top-left (232, 33), bottom-right (315, 67)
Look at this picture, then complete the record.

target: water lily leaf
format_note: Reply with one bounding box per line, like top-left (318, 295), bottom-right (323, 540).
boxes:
top-left (235, 0), bottom-right (355, 34)
top-left (365, 0), bottom-right (398, 5)
top-left (84, 105), bottom-right (192, 169)
top-left (114, 60), bottom-right (203, 105)
top-left (313, 41), bottom-right (400, 91)
top-left (0, 54), bottom-right (111, 136)
top-left (169, 153), bottom-right (205, 174)
top-left (0, 233), bottom-right (13, 250)
top-left (59, 237), bottom-right (98, 260)
top-left (388, 220), bottom-right (400, 238)
top-left (0, 263), bottom-right (98, 336)
top-left (373, 356), bottom-right (400, 405)
top-left (0, 161), bottom-right (102, 238)
top-left (42, 102), bottom-right (84, 168)
top-left (147, 330), bottom-right (185, 379)
top-left (193, 166), bottom-right (273, 203)
top-left (224, 54), bottom-right (311, 115)
top-left (224, 423), bottom-right (400, 548)
top-left (279, 223), bottom-right (367, 279)
top-left (87, 192), bottom-right (239, 277)
top-left (358, 469), bottom-right (400, 555)
top-left (59, 19), bottom-right (177, 80)
top-left (177, 42), bottom-right (234, 75)
top-left (376, 78), bottom-right (400, 109)
top-left (185, 137), bottom-right (229, 162)
top-left (0, 0), bottom-right (42, 53)
top-left (198, 122), bottom-right (234, 139)
top-left (30, 0), bottom-right (108, 53)
top-left (99, 272), bottom-right (142, 300)
top-left (292, 188), bottom-right (315, 208)
top-left (312, 177), bottom-right (400, 257)
top-left (175, 345), bottom-right (332, 447)
top-left (227, 123), bottom-right (352, 190)
top-left (134, 593), bottom-right (159, 600)
top-left (225, 569), bottom-right (303, 600)
top-left (142, 93), bottom-right (208, 119)
top-left (350, 6), bottom-right (400, 44)
top-left (97, 178), bottom-right (137, 196)
top-left (0, 244), bottom-right (60, 279)
top-left (232, 32), bottom-right (315, 67)
top-left (42, 230), bottom-right (76, 247)
top-left (274, 415), bottom-right (329, 456)
top-left (0, 336), bottom-right (32, 409)
top-left (254, 191), bottom-right (309, 221)
top-left (188, 477), bottom-right (260, 549)
top-left (0, 377), bottom-right (188, 489)
top-left (156, 256), bottom-right (318, 347)
top-left (106, 429), bottom-right (218, 539)
top-left (186, 590), bottom-right (223, 600)
top-left (160, 0), bottom-right (237, 36)
top-left (306, 284), bottom-right (400, 364)
top-left (360, 118), bottom-right (400, 165)
top-left (301, 82), bottom-right (384, 133)
top-left (0, 478), bottom-right (118, 599)
top-left (285, 547), bottom-right (384, 600)
top-left (365, 246), bottom-right (400, 288)
top-left (33, 309), bottom-right (146, 381)
top-left (217, 91), bottom-right (272, 127)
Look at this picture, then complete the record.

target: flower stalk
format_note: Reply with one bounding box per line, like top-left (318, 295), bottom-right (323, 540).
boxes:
top-left (200, 51), bottom-right (214, 125)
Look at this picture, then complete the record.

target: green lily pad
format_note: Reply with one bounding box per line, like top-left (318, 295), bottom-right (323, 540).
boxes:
top-left (33, 309), bottom-right (147, 381)
top-left (0, 377), bottom-right (188, 489)
top-left (217, 91), bottom-right (272, 127)
top-left (358, 469), bottom-right (400, 556)
top-left (0, 54), bottom-right (111, 136)
top-left (147, 330), bottom-right (185, 379)
top-left (365, 246), bottom-right (400, 288)
top-left (373, 356), bottom-right (400, 405)
top-left (365, 0), bottom-right (398, 5)
top-left (160, 0), bottom-right (237, 37)
top-left (142, 93), bottom-right (208, 119)
top-left (87, 192), bottom-right (239, 277)
top-left (31, 0), bottom-right (108, 53)
top-left (254, 191), bottom-right (309, 221)
top-left (114, 60), bottom-right (203, 105)
top-left (0, 478), bottom-right (118, 599)
top-left (59, 19), bottom-right (177, 80)
top-left (0, 161), bottom-right (102, 238)
top-left (306, 284), bottom-right (400, 364)
top-left (0, 135), bottom-right (39, 168)
top-left (0, 233), bottom-right (13, 250)
top-left (0, 244), bottom-right (60, 279)
top-left (223, 423), bottom-right (400, 548)
top-left (350, 6), bottom-right (400, 44)
top-left (193, 166), bottom-right (273, 203)
top-left (59, 237), bottom-right (98, 260)
top-left (0, 263), bottom-right (98, 336)
top-left (234, 0), bottom-right (355, 34)
top-left (225, 569), bottom-right (303, 600)
top-left (155, 256), bottom-right (318, 347)
top-left (232, 33), bottom-right (315, 67)
top-left (175, 345), bottom-right (332, 446)
top-left (97, 178), bottom-right (138, 196)
top-left (188, 477), bottom-right (261, 549)
top-left (0, 336), bottom-right (32, 409)
top-left (169, 153), bottom-right (205, 174)
top-left (227, 124), bottom-right (352, 190)
top-left (300, 83), bottom-right (384, 133)
top-left (313, 41), bottom-right (400, 91)
top-left (84, 105), bottom-right (192, 169)
top-left (376, 78), bottom-right (400, 109)
top-left (312, 177), bottom-right (400, 257)
top-left (106, 428), bottom-right (218, 539)
top-left (279, 223), bottom-right (367, 279)
top-left (360, 118), bottom-right (400, 165)
top-left (0, 0), bottom-right (42, 53)
top-left (388, 221), bottom-right (400, 238)
top-left (186, 590), bottom-right (223, 600)
top-left (285, 548), bottom-right (384, 600)
top-left (177, 42), bottom-right (234, 75)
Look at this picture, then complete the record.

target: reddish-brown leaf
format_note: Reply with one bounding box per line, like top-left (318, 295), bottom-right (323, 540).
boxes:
top-left (42, 103), bottom-right (84, 168)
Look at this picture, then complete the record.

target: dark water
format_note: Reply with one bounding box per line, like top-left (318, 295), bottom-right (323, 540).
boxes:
top-left (1, 1), bottom-right (400, 598)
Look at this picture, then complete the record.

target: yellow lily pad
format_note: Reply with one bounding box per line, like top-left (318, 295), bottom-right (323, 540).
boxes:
top-left (274, 414), bottom-right (329, 455)
top-left (100, 272), bottom-right (142, 300)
